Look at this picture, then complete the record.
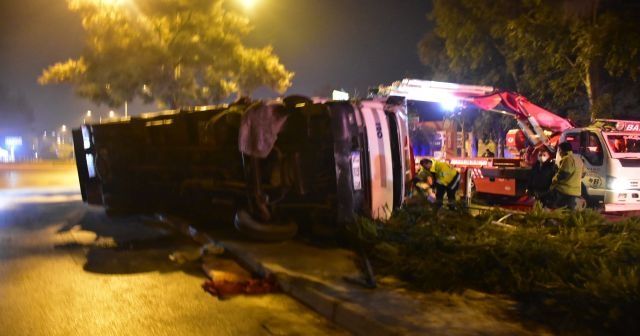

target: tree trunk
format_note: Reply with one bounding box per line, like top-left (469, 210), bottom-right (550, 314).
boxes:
top-left (584, 60), bottom-right (603, 122)
top-left (584, 63), bottom-right (596, 121)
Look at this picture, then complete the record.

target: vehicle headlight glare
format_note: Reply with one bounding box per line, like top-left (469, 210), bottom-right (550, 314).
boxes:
top-left (607, 176), bottom-right (628, 191)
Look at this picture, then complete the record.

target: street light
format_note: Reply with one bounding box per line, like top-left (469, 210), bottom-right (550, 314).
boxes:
top-left (58, 125), bottom-right (67, 144)
top-left (240, 0), bottom-right (258, 10)
top-left (94, 0), bottom-right (126, 6)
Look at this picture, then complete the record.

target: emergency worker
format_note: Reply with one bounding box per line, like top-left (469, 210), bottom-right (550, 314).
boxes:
top-left (526, 147), bottom-right (555, 207)
top-left (414, 158), bottom-right (460, 208)
top-left (549, 142), bottom-right (584, 210)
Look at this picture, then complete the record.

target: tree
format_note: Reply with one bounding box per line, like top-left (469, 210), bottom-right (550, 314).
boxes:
top-left (420, 0), bottom-right (640, 122)
top-left (39, 0), bottom-right (294, 109)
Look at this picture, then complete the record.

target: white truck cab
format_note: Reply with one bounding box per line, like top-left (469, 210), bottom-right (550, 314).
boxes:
top-left (560, 119), bottom-right (640, 212)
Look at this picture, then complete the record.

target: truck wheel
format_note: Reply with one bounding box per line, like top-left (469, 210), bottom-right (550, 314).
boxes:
top-left (234, 209), bottom-right (298, 242)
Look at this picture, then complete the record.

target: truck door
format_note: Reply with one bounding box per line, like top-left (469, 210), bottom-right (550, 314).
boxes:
top-left (579, 131), bottom-right (606, 194)
top-left (71, 126), bottom-right (104, 205)
top-left (565, 131), bottom-right (606, 197)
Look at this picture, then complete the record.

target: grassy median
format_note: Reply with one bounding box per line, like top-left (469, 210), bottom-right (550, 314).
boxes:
top-left (349, 202), bottom-right (640, 335)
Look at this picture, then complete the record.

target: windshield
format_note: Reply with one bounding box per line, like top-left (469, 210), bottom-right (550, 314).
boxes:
top-left (605, 133), bottom-right (640, 157)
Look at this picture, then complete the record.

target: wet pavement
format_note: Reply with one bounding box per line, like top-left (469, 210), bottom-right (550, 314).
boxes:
top-left (0, 163), bottom-right (346, 336)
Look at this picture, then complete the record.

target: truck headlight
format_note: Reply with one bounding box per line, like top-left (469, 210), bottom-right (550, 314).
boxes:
top-left (607, 176), bottom-right (629, 191)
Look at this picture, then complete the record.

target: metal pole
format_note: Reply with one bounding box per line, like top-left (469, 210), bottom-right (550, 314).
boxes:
top-left (465, 168), bottom-right (472, 208)
top-left (461, 114), bottom-right (465, 157)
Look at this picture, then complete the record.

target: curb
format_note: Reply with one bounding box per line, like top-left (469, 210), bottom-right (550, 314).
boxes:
top-left (156, 214), bottom-right (400, 336)
top-left (276, 273), bottom-right (400, 336)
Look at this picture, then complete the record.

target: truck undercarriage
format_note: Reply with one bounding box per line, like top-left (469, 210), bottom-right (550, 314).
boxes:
top-left (73, 96), bottom-right (409, 241)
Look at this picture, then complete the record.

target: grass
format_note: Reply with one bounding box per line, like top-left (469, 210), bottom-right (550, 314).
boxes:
top-left (350, 201), bottom-right (640, 335)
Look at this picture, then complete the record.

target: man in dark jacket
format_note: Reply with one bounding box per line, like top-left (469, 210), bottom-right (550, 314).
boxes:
top-left (526, 147), bottom-right (556, 207)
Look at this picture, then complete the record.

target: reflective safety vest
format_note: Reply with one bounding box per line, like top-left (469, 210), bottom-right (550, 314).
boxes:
top-left (426, 160), bottom-right (458, 186)
top-left (552, 152), bottom-right (584, 197)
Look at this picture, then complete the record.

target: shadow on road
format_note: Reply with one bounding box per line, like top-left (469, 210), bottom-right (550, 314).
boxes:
top-left (83, 244), bottom-right (204, 275)
top-left (53, 206), bottom-right (206, 277)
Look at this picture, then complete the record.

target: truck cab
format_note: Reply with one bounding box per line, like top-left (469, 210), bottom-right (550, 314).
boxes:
top-left (561, 119), bottom-right (640, 212)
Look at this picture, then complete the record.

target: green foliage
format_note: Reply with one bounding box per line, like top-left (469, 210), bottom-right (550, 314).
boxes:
top-left (364, 204), bottom-right (640, 334)
top-left (471, 110), bottom-right (516, 145)
top-left (345, 216), bottom-right (379, 246)
top-left (421, 0), bottom-right (640, 123)
top-left (39, 0), bottom-right (293, 108)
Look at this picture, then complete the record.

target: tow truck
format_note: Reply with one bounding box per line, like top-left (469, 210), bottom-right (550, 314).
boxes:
top-left (389, 79), bottom-right (640, 212)
top-left (72, 94), bottom-right (413, 241)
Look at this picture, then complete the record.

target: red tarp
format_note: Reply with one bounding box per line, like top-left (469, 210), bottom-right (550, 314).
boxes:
top-left (202, 275), bottom-right (280, 300)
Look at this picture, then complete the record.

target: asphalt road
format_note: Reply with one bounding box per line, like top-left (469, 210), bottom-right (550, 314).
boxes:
top-left (0, 162), bottom-right (346, 336)
top-left (0, 161), bottom-right (80, 189)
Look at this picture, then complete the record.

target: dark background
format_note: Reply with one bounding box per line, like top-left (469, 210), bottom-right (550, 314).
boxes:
top-left (0, 0), bottom-right (431, 131)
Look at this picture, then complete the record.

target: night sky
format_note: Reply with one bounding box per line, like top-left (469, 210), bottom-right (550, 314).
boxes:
top-left (0, 0), bottom-right (431, 131)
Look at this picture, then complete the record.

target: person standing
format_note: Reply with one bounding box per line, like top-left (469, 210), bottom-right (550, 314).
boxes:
top-left (526, 147), bottom-right (556, 207)
top-left (482, 148), bottom-right (495, 157)
top-left (549, 142), bottom-right (584, 210)
top-left (414, 158), bottom-right (460, 209)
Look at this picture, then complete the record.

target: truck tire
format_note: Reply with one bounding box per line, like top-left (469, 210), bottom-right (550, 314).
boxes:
top-left (234, 209), bottom-right (298, 242)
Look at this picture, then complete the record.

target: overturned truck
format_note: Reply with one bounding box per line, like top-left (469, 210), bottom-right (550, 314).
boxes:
top-left (72, 95), bottom-right (413, 241)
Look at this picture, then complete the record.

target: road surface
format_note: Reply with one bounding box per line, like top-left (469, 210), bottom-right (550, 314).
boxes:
top-left (0, 162), bottom-right (346, 335)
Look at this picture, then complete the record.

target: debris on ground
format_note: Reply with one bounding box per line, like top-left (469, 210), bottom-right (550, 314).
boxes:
top-left (201, 255), bottom-right (252, 282)
top-left (169, 242), bottom-right (225, 264)
top-left (202, 274), bottom-right (280, 300)
top-left (201, 255), bottom-right (279, 299)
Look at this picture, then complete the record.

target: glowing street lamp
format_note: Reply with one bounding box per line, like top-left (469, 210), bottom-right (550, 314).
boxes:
top-left (93, 0), bottom-right (127, 6)
top-left (240, 0), bottom-right (258, 10)
top-left (84, 110), bottom-right (92, 124)
top-left (58, 125), bottom-right (68, 144)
